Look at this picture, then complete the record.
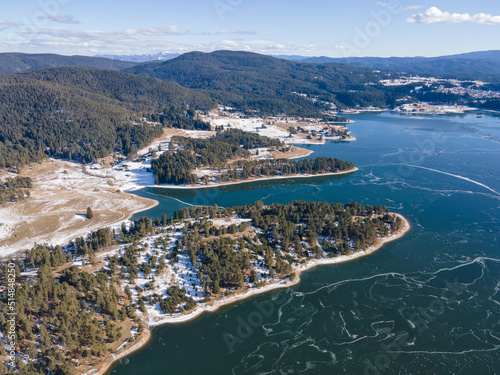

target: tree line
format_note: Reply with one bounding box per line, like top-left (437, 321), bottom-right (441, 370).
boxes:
top-left (215, 157), bottom-right (355, 182)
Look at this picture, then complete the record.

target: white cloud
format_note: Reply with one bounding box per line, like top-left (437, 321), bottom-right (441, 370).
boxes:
top-left (231, 40), bottom-right (289, 52)
top-left (0, 20), bottom-right (17, 30)
top-left (25, 26), bottom-right (190, 42)
top-left (0, 20), bottom-right (16, 26)
top-left (202, 30), bottom-right (255, 35)
top-left (27, 26), bottom-right (255, 42)
top-left (406, 7), bottom-right (500, 24)
top-left (7, 36), bottom-right (329, 56)
top-left (42, 14), bottom-right (80, 24)
top-left (332, 44), bottom-right (349, 51)
top-left (25, 27), bottom-right (129, 42)
top-left (220, 40), bottom-right (239, 47)
top-left (12, 25), bottom-right (328, 56)
top-left (140, 26), bottom-right (189, 36)
top-left (377, 2), bottom-right (422, 12)
top-left (402, 5), bottom-right (422, 11)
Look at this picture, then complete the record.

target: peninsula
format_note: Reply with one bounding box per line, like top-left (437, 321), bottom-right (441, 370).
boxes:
top-left (0, 201), bottom-right (409, 375)
top-left (150, 128), bottom-right (356, 188)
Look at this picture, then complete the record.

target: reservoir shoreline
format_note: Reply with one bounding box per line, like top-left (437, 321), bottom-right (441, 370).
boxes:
top-left (93, 213), bottom-right (410, 375)
top-left (149, 167), bottom-right (359, 190)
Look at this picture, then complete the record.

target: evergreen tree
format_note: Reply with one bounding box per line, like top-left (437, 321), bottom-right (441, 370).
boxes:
top-left (213, 279), bottom-right (221, 294)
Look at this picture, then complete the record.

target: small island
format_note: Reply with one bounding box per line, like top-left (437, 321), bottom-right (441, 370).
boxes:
top-left (0, 200), bottom-right (409, 375)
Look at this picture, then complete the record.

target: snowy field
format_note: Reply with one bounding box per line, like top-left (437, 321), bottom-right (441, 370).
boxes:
top-left (0, 109), bottom-right (344, 257)
top-left (209, 116), bottom-right (324, 145)
top-left (394, 102), bottom-right (476, 114)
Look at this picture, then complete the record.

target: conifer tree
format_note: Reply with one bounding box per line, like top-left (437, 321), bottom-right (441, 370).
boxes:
top-left (86, 207), bottom-right (94, 219)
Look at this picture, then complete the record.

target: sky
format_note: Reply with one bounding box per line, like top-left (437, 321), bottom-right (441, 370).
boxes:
top-left (0, 0), bottom-right (499, 58)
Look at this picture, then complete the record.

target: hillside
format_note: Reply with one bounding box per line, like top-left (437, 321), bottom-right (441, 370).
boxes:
top-left (125, 50), bottom-right (412, 115)
top-left (0, 52), bottom-right (135, 76)
top-left (0, 80), bottom-right (152, 168)
top-left (0, 68), bottom-right (216, 169)
top-left (14, 66), bottom-right (216, 111)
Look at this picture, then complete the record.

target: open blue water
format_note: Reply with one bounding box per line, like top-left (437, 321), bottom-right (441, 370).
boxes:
top-left (110, 112), bottom-right (500, 375)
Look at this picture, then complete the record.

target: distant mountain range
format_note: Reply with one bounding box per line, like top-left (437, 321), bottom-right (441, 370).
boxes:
top-left (275, 50), bottom-right (500, 77)
top-left (0, 53), bottom-right (135, 76)
top-left (96, 52), bottom-right (180, 63)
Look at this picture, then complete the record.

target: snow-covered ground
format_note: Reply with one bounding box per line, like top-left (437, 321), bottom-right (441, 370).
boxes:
top-left (210, 217), bottom-right (252, 227)
top-left (207, 111), bottom-right (326, 145)
top-left (0, 159), bottom-right (156, 257)
top-left (394, 102), bottom-right (476, 115)
top-left (95, 214), bottom-right (411, 328)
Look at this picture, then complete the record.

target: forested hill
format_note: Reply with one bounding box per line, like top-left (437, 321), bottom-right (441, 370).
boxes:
top-left (0, 68), bottom-right (216, 169)
top-left (0, 80), bottom-right (139, 167)
top-left (124, 50), bottom-right (412, 115)
top-left (0, 52), bottom-right (135, 76)
top-left (8, 67), bottom-right (216, 111)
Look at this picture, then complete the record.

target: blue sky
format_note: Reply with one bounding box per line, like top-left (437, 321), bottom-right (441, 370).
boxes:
top-left (0, 0), bottom-right (499, 57)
